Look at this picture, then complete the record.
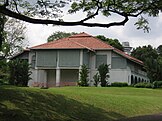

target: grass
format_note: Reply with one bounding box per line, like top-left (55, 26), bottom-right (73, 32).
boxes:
top-left (0, 86), bottom-right (162, 121)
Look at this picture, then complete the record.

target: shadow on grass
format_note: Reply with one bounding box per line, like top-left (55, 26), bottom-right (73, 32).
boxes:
top-left (0, 86), bottom-right (126, 121)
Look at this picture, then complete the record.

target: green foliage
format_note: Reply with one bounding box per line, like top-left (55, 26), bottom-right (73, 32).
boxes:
top-left (134, 82), bottom-right (153, 88)
top-left (0, 13), bottom-right (7, 50)
top-left (145, 83), bottom-right (153, 88)
top-left (47, 31), bottom-right (77, 42)
top-left (0, 16), bottom-right (27, 59)
top-left (96, 35), bottom-right (123, 51)
top-left (131, 45), bottom-right (162, 82)
top-left (153, 81), bottom-right (162, 88)
top-left (1, 0), bottom-right (162, 29)
top-left (131, 45), bottom-right (158, 62)
top-left (134, 83), bottom-right (147, 88)
top-left (0, 60), bottom-right (9, 84)
top-left (157, 45), bottom-right (162, 56)
top-left (134, 16), bottom-right (150, 33)
top-left (79, 64), bottom-right (89, 86)
top-left (98, 64), bottom-right (109, 87)
top-left (2, 18), bottom-right (26, 58)
top-left (145, 58), bottom-right (162, 82)
top-left (111, 82), bottom-right (128, 87)
top-left (8, 59), bottom-right (31, 86)
top-left (93, 72), bottom-right (100, 87)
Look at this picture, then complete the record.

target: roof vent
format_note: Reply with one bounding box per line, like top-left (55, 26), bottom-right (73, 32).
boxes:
top-left (122, 42), bottom-right (132, 55)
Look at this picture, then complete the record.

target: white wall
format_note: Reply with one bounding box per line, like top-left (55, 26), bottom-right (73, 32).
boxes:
top-left (109, 68), bottom-right (131, 84)
top-left (28, 69), bottom-right (37, 87)
top-left (47, 70), bottom-right (56, 87)
top-left (28, 69), bottom-right (47, 87)
top-left (89, 50), bottom-right (112, 86)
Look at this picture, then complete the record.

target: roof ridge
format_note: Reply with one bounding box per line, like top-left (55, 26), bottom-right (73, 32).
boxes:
top-left (68, 38), bottom-right (95, 52)
top-left (92, 36), bottom-right (114, 49)
top-left (30, 37), bottom-right (68, 49)
top-left (69, 32), bottom-right (92, 38)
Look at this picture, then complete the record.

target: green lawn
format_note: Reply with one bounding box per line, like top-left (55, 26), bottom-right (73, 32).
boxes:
top-left (0, 86), bottom-right (162, 121)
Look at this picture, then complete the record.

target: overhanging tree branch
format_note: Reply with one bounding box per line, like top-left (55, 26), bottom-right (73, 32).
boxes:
top-left (0, 6), bottom-right (129, 28)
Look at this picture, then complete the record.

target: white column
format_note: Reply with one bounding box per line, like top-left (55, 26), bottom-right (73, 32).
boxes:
top-left (79, 50), bottom-right (83, 80)
top-left (56, 68), bottom-right (60, 86)
top-left (55, 50), bottom-right (61, 86)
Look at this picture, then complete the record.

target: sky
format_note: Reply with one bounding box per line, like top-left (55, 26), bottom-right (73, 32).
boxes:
top-left (25, 11), bottom-right (162, 49)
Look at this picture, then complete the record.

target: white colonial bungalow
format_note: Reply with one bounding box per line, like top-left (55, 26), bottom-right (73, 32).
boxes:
top-left (25, 32), bottom-right (149, 87)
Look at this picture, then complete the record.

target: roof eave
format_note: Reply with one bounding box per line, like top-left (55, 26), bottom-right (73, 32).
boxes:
top-left (30, 48), bottom-right (96, 52)
top-left (113, 50), bottom-right (144, 66)
top-left (95, 48), bottom-right (114, 50)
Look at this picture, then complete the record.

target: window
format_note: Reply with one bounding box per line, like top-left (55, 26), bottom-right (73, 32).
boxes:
top-left (59, 50), bottom-right (80, 67)
top-left (96, 55), bottom-right (107, 68)
top-left (111, 57), bottom-right (126, 69)
top-left (83, 50), bottom-right (90, 67)
top-left (31, 55), bottom-right (36, 68)
top-left (37, 50), bottom-right (57, 67)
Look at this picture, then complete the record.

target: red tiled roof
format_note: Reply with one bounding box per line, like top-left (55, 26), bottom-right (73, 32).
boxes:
top-left (113, 48), bottom-right (143, 65)
top-left (31, 32), bottom-right (114, 50)
top-left (31, 32), bottom-right (143, 65)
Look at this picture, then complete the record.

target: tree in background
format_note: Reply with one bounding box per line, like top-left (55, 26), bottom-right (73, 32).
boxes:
top-left (96, 35), bottom-right (123, 51)
top-left (145, 58), bottom-right (162, 82)
top-left (131, 45), bottom-right (162, 82)
top-left (157, 45), bottom-right (162, 56)
top-left (131, 45), bottom-right (158, 62)
top-left (47, 31), bottom-right (77, 42)
top-left (0, 15), bottom-right (28, 84)
top-left (1, 18), bottom-right (27, 58)
top-left (98, 64), bottom-right (110, 87)
top-left (47, 32), bottom-right (124, 51)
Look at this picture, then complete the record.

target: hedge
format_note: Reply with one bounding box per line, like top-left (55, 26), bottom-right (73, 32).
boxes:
top-left (134, 82), bottom-right (153, 88)
top-left (111, 82), bottom-right (128, 87)
top-left (153, 81), bottom-right (162, 88)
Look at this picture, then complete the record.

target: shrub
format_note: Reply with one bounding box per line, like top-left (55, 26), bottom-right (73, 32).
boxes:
top-left (93, 73), bottom-right (100, 87)
top-left (98, 64), bottom-right (110, 87)
top-left (153, 81), bottom-right (162, 88)
top-left (0, 60), bottom-right (9, 84)
top-left (145, 83), bottom-right (153, 88)
top-left (111, 82), bottom-right (128, 87)
top-left (79, 64), bottom-right (89, 86)
top-left (134, 83), bottom-right (146, 88)
top-left (8, 59), bottom-right (31, 86)
top-left (134, 82), bottom-right (153, 88)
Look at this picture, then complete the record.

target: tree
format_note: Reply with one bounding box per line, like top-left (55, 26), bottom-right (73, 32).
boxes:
top-left (144, 58), bottom-right (162, 82)
top-left (0, 1), bottom-right (162, 48)
top-left (0, 13), bottom-right (7, 50)
top-left (78, 64), bottom-right (89, 86)
top-left (0, 0), bottom-right (162, 29)
top-left (93, 72), bottom-right (100, 87)
top-left (131, 45), bottom-right (158, 62)
top-left (96, 35), bottom-right (123, 51)
top-left (1, 17), bottom-right (27, 58)
top-left (98, 64), bottom-right (110, 87)
top-left (131, 45), bottom-right (162, 82)
top-left (8, 59), bottom-right (31, 86)
top-left (157, 45), bottom-right (162, 56)
top-left (47, 31), bottom-right (77, 42)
